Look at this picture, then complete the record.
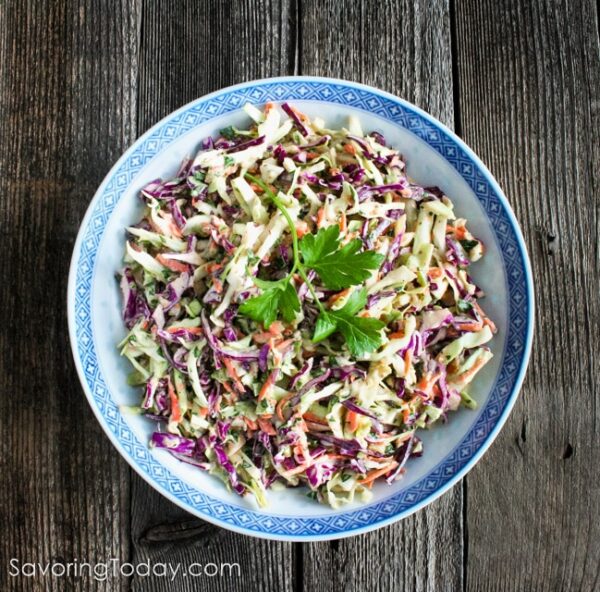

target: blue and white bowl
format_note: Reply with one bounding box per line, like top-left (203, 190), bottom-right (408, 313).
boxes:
top-left (68, 77), bottom-right (534, 541)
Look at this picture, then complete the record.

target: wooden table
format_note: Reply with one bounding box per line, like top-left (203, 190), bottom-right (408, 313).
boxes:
top-left (1, 1), bottom-right (598, 590)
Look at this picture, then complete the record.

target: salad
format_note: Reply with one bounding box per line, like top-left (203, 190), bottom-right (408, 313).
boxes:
top-left (118, 102), bottom-right (496, 508)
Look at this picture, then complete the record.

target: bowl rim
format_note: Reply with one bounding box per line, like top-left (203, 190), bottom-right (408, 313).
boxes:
top-left (67, 75), bottom-right (535, 541)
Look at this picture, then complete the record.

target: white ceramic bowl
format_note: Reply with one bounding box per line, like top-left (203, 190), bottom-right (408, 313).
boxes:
top-left (68, 77), bottom-right (534, 540)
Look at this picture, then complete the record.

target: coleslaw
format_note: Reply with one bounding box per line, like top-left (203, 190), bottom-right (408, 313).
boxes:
top-left (118, 102), bottom-right (496, 507)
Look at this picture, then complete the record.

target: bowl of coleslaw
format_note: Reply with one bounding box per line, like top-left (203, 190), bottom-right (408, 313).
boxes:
top-left (68, 77), bottom-right (533, 541)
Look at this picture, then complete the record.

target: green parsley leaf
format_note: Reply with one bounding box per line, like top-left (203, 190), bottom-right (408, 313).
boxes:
top-left (238, 288), bottom-right (281, 328)
top-left (456, 299), bottom-right (473, 313)
top-left (299, 225), bottom-right (339, 265)
top-left (312, 288), bottom-right (384, 356)
top-left (313, 312), bottom-right (338, 342)
top-left (337, 287), bottom-right (367, 315)
top-left (459, 239), bottom-right (479, 251)
top-left (253, 277), bottom-right (282, 290)
top-left (334, 315), bottom-right (385, 357)
top-left (220, 125), bottom-right (238, 140)
top-left (300, 225), bottom-right (384, 290)
top-left (190, 170), bottom-right (205, 183)
top-left (238, 278), bottom-right (300, 328)
top-left (279, 281), bottom-right (301, 323)
top-left (224, 155), bottom-right (235, 167)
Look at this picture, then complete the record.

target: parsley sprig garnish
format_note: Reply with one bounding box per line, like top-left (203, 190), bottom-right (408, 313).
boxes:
top-left (238, 174), bottom-right (385, 356)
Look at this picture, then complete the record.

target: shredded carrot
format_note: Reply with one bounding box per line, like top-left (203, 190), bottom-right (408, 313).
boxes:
top-left (293, 444), bottom-right (306, 458)
top-left (316, 207), bottom-right (326, 228)
top-left (243, 417), bottom-right (257, 430)
top-left (221, 381), bottom-right (234, 395)
top-left (156, 255), bottom-right (189, 273)
top-left (306, 151), bottom-right (319, 160)
top-left (168, 223), bottom-right (183, 239)
top-left (345, 409), bottom-right (360, 432)
top-left (473, 301), bottom-right (497, 332)
top-left (458, 321), bottom-right (484, 332)
top-left (417, 373), bottom-right (441, 396)
top-left (283, 463), bottom-right (311, 477)
top-left (212, 277), bottom-right (223, 293)
top-left (361, 461), bottom-right (399, 486)
top-left (223, 358), bottom-right (245, 394)
top-left (416, 376), bottom-right (431, 392)
top-left (166, 326), bottom-right (203, 335)
top-left (404, 348), bottom-right (412, 371)
top-left (343, 142), bottom-right (357, 155)
top-left (205, 262), bottom-right (223, 274)
top-left (339, 211), bottom-right (347, 233)
top-left (427, 267), bottom-right (443, 279)
top-left (168, 378), bottom-right (182, 422)
top-left (197, 407), bottom-right (209, 418)
top-left (454, 355), bottom-right (490, 385)
top-left (271, 339), bottom-right (292, 366)
top-left (257, 418), bottom-right (277, 436)
top-left (258, 370), bottom-right (277, 402)
top-left (302, 411), bottom-right (327, 425)
top-left (276, 393), bottom-right (293, 421)
top-left (387, 330), bottom-right (405, 340)
top-left (275, 338), bottom-right (294, 352)
top-left (327, 288), bottom-right (350, 307)
top-left (269, 321), bottom-right (285, 336)
top-left (320, 454), bottom-right (349, 462)
top-left (295, 220), bottom-right (309, 238)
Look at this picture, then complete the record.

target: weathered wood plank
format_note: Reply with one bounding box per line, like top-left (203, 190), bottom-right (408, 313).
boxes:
top-left (455, 1), bottom-right (600, 590)
top-left (299, 1), bottom-right (463, 590)
top-left (136, 0), bottom-right (297, 133)
top-left (130, 2), bottom-right (296, 591)
top-left (0, 1), bottom-right (140, 591)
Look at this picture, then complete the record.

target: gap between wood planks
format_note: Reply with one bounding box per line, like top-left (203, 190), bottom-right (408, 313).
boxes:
top-left (448, 2), bottom-right (468, 590)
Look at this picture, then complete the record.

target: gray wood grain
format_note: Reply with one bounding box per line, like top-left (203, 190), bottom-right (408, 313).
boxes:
top-left (0, 1), bottom-right (141, 591)
top-left (2, 0), bottom-right (599, 590)
top-left (455, 1), bottom-right (600, 590)
top-left (129, 2), bottom-right (296, 591)
top-left (299, 1), bottom-right (463, 590)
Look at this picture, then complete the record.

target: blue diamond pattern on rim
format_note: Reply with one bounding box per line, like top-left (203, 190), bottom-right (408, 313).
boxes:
top-left (72, 79), bottom-right (531, 538)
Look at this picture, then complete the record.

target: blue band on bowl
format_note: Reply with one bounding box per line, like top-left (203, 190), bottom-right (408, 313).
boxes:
top-left (68, 77), bottom-right (534, 540)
